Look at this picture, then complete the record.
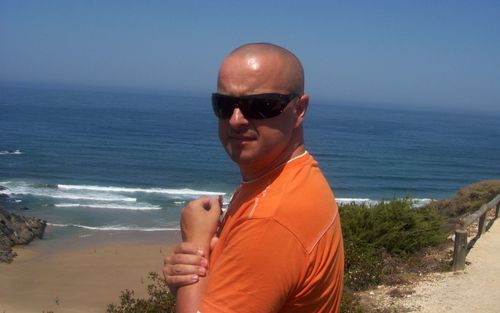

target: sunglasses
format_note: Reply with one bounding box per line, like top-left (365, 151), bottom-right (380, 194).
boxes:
top-left (211, 93), bottom-right (300, 119)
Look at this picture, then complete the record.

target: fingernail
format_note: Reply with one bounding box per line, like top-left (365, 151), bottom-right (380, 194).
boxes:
top-left (196, 249), bottom-right (204, 256)
top-left (200, 258), bottom-right (208, 267)
top-left (191, 275), bottom-right (199, 282)
top-left (199, 267), bottom-right (206, 275)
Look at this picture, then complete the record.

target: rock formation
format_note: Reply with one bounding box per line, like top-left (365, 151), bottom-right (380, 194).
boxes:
top-left (0, 208), bottom-right (46, 263)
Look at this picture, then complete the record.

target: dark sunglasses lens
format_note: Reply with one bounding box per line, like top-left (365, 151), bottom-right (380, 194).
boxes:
top-left (240, 98), bottom-right (284, 119)
top-left (212, 95), bottom-right (235, 118)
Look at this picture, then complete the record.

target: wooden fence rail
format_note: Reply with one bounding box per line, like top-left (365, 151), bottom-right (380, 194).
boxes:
top-left (451, 194), bottom-right (500, 271)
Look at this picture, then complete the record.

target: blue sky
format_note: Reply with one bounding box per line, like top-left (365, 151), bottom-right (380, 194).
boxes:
top-left (1, 1), bottom-right (499, 113)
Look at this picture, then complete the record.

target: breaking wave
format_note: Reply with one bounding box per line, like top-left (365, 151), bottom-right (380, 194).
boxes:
top-left (48, 223), bottom-right (179, 231)
top-left (58, 184), bottom-right (222, 195)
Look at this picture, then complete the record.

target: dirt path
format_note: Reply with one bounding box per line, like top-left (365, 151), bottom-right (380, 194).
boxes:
top-left (397, 220), bottom-right (500, 312)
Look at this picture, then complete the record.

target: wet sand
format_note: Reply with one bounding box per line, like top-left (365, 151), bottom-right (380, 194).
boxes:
top-left (0, 229), bottom-right (181, 313)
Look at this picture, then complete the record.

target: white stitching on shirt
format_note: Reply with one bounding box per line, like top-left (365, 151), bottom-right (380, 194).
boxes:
top-left (248, 184), bottom-right (271, 218)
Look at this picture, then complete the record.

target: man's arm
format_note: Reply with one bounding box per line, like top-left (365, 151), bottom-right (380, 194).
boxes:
top-left (163, 242), bottom-right (208, 293)
top-left (174, 196), bottom-right (221, 313)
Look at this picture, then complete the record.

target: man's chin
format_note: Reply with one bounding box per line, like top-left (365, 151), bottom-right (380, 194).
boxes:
top-left (227, 151), bottom-right (258, 165)
top-left (229, 154), bottom-right (253, 164)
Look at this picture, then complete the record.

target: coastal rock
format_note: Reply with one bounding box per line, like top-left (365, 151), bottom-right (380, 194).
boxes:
top-left (0, 208), bottom-right (47, 263)
top-left (0, 186), bottom-right (9, 199)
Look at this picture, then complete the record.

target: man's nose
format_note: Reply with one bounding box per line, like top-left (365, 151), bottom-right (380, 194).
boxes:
top-left (228, 107), bottom-right (249, 129)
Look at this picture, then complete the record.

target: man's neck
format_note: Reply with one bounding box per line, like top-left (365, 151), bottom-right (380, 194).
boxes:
top-left (239, 144), bottom-right (306, 182)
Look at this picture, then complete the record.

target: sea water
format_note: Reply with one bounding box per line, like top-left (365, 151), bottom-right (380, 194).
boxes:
top-left (1, 86), bottom-right (499, 234)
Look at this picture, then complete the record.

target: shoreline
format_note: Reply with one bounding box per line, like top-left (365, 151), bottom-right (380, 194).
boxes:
top-left (0, 228), bottom-right (181, 313)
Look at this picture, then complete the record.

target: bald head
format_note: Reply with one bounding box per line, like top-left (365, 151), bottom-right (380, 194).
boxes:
top-left (217, 43), bottom-right (305, 95)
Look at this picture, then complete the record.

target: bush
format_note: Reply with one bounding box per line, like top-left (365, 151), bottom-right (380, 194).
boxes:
top-left (368, 200), bottom-right (446, 255)
top-left (427, 180), bottom-right (500, 218)
top-left (107, 272), bottom-right (176, 313)
top-left (340, 286), bottom-right (365, 313)
top-left (343, 237), bottom-right (383, 290)
top-left (340, 199), bottom-right (447, 290)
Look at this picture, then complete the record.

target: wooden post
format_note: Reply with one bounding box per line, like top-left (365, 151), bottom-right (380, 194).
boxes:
top-left (496, 203), bottom-right (499, 219)
top-left (478, 214), bottom-right (487, 237)
top-left (452, 229), bottom-right (468, 271)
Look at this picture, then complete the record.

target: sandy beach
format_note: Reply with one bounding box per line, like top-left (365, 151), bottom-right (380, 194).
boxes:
top-left (0, 228), bottom-right (181, 313)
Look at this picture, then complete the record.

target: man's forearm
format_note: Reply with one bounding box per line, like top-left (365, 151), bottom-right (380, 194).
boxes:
top-left (175, 241), bottom-right (210, 313)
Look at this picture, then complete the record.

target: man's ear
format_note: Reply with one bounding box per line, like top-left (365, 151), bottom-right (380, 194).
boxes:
top-left (294, 94), bottom-right (309, 128)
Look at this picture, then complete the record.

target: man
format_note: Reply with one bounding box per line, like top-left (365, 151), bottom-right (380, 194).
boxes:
top-left (164, 43), bottom-right (344, 313)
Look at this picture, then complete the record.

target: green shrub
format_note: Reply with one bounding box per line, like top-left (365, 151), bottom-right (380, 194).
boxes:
top-left (368, 200), bottom-right (446, 255)
top-left (107, 272), bottom-right (176, 313)
top-left (343, 237), bottom-right (383, 290)
top-left (340, 286), bottom-right (365, 313)
top-left (341, 199), bottom-right (446, 255)
top-left (340, 199), bottom-right (447, 290)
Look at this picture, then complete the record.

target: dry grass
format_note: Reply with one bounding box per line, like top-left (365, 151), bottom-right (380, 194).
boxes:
top-left (427, 180), bottom-right (500, 221)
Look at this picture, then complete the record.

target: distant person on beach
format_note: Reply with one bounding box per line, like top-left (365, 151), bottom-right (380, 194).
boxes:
top-left (163, 43), bottom-right (344, 313)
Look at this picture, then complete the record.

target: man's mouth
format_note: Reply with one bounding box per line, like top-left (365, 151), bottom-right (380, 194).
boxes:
top-left (228, 134), bottom-right (256, 142)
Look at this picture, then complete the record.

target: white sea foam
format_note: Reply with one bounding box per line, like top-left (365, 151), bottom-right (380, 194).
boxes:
top-left (336, 198), bottom-right (379, 206)
top-left (55, 203), bottom-right (161, 210)
top-left (48, 223), bottom-right (179, 231)
top-left (50, 194), bottom-right (136, 202)
top-left (0, 150), bottom-right (23, 155)
top-left (411, 198), bottom-right (433, 208)
top-left (57, 184), bottom-right (223, 196)
top-left (337, 198), bottom-right (372, 203)
top-left (1, 182), bottom-right (224, 202)
top-left (3, 185), bottom-right (137, 202)
top-left (336, 197), bottom-right (434, 208)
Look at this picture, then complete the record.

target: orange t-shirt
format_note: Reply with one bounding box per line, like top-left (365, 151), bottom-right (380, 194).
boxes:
top-left (199, 152), bottom-right (344, 313)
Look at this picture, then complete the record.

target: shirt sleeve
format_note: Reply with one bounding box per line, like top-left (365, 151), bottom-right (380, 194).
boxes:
top-left (199, 218), bottom-right (306, 313)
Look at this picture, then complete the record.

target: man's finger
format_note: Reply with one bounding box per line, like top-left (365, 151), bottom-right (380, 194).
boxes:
top-left (164, 264), bottom-right (207, 277)
top-left (165, 253), bottom-right (207, 267)
top-left (210, 196), bottom-right (221, 210)
top-left (173, 242), bottom-right (205, 256)
top-left (165, 273), bottom-right (200, 287)
top-left (209, 196), bottom-right (222, 218)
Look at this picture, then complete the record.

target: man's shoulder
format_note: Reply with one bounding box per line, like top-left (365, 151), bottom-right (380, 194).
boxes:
top-left (250, 159), bottom-right (339, 254)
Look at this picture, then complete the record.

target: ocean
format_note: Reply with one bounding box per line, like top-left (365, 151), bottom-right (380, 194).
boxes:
top-left (1, 86), bottom-right (499, 236)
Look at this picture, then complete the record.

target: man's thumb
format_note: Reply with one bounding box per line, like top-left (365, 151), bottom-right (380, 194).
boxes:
top-left (209, 196), bottom-right (222, 217)
top-left (210, 236), bottom-right (219, 251)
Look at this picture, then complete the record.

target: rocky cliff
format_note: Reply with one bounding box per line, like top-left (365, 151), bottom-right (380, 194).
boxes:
top-left (0, 208), bottom-right (46, 263)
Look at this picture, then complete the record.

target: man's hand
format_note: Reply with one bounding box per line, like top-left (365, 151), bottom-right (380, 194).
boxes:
top-left (163, 242), bottom-right (208, 293)
top-left (180, 196), bottom-right (221, 245)
top-left (163, 237), bottom-right (219, 293)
